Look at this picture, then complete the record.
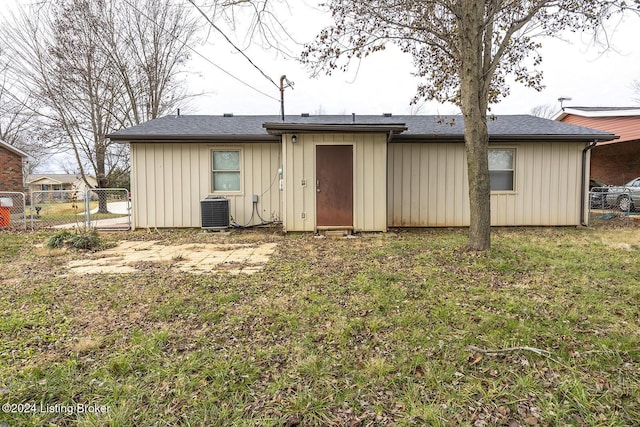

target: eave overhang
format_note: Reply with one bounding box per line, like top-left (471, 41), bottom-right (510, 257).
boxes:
top-left (26, 177), bottom-right (64, 185)
top-left (392, 133), bottom-right (619, 143)
top-left (106, 134), bottom-right (281, 143)
top-left (0, 140), bottom-right (29, 157)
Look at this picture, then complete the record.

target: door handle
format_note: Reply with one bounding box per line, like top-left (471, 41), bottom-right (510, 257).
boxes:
top-left (316, 179), bottom-right (320, 192)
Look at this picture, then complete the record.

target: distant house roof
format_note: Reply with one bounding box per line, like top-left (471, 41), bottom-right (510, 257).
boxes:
top-left (0, 140), bottom-right (29, 157)
top-left (107, 114), bottom-right (617, 143)
top-left (26, 174), bottom-right (95, 184)
top-left (555, 107), bottom-right (640, 118)
top-left (554, 107), bottom-right (640, 146)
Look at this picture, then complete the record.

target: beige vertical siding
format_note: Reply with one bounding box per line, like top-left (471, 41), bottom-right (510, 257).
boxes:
top-left (131, 138), bottom-right (586, 230)
top-left (130, 142), bottom-right (281, 229)
top-left (282, 133), bottom-right (387, 232)
top-left (388, 142), bottom-right (586, 227)
top-left (388, 143), bottom-right (469, 226)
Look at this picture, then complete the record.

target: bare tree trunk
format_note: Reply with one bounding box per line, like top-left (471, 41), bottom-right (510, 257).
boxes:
top-left (96, 141), bottom-right (109, 214)
top-left (463, 113), bottom-right (491, 251)
top-left (1, 0), bottom-right (197, 199)
top-left (459, 1), bottom-right (491, 251)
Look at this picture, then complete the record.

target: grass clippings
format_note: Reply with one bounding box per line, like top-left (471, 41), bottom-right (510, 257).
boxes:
top-left (0, 227), bottom-right (639, 426)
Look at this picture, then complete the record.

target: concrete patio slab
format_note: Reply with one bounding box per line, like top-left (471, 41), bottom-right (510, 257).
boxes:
top-left (67, 241), bottom-right (278, 275)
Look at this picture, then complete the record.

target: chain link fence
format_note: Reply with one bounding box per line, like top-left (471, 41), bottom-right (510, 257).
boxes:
top-left (86, 188), bottom-right (131, 230)
top-left (29, 188), bottom-right (130, 230)
top-left (0, 192), bottom-right (27, 231)
top-left (30, 190), bottom-right (90, 229)
top-left (588, 187), bottom-right (633, 227)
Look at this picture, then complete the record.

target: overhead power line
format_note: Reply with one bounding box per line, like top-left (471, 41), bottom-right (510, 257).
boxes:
top-left (119, 0), bottom-right (280, 103)
top-left (187, 0), bottom-right (280, 89)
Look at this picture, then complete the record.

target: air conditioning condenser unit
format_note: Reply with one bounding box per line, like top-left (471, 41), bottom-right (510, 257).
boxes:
top-left (201, 197), bottom-right (230, 229)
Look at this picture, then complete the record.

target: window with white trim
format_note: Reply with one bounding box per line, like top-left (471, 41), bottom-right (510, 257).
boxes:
top-left (488, 148), bottom-right (515, 191)
top-left (212, 150), bottom-right (241, 192)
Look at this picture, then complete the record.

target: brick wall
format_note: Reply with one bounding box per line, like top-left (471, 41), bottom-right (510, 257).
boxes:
top-left (591, 140), bottom-right (640, 185)
top-left (0, 146), bottom-right (25, 192)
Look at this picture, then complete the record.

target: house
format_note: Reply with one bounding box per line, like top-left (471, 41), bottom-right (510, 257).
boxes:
top-left (25, 174), bottom-right (98, 199)
top-left (107, 114), bottom-right (617, 232)
top-left (0, 140), bottom-right (28, 192)
top-left (555, 107), bottom-right (640, 185)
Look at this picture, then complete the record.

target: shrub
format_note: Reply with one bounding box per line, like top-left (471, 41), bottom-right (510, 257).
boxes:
top-left (46, 231), bottom-right (74, 249)
top-left (45, 229), bottom-right (106, 251)
top-left (68, 231), bottom-right (102, 250)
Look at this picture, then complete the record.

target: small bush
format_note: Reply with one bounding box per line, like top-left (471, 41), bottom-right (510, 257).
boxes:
top-left (46, 231), bottom-right (73, 248)
top-left (68, 231), bottom-right (102, 250)
top-left (45, 229), bottom-right (106, 251)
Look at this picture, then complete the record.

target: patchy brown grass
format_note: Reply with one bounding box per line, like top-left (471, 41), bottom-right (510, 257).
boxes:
top-left (0, 227), bottom-right (639, 426)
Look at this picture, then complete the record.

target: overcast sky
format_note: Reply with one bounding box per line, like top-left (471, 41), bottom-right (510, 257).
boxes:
top-left (4, 1), bottom-right (639, 118)
top-left (185, 2), bottom-right (640, 117)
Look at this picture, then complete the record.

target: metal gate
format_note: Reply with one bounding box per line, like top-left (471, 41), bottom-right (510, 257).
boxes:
top-left (29, 188), bottom-right (130, 230)
top-left (588, 187), bottom-right (631, 227)
top-left (30, 190), bottom-right (87, 229)
top-left (0, 192), bottom-right (27, 231)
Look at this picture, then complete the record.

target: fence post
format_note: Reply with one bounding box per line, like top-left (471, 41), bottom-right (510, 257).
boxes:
top-left (21, 193), bottom-right (26, 230)
top-left (30, 192), bottom-right (35, 230)
top-left (0, 192), bottom-right (27, 230)
top-left (85, 190), bottom-right (91, 228)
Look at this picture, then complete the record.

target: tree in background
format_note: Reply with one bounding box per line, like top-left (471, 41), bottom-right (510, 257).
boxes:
top-left (189, 0), bottom-right (296, 56)
top-left (530, 104), bottom-right (558, 119)
top-left (1, 0), bottom-right (198, 211)
top-left (0, 50), bottom-right (48, 175)
top-left (633, 80), bottom-right (640, 104)
top-left (304, 0), bottom-right (635, 250)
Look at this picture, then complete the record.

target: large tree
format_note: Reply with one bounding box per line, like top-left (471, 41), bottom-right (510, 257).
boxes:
top-left (0, 48), bottom-right (49, 174)
top-left (304, 0), bottom-right (633, 250)
top-left (1, 0), bottom-right (197, 210)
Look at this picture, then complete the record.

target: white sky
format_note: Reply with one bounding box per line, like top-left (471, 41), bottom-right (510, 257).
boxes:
top-left (185, 2), bottom-right (640, 117)
top-left (3, 0), bottom-right (639, 118)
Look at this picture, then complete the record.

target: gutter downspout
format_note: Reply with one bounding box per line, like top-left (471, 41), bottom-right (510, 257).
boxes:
top-left (580, 140), bottom-right (598, 226)
top-left (385, 130), bottom-right (394, 232)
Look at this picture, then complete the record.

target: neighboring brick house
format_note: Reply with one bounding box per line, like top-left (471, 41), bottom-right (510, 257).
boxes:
top-left (555, 107), bottom-right (640, 185)
top-left (0, 140), bottom-right (28, 192)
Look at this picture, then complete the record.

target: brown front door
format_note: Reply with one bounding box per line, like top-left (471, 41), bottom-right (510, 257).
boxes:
top-left (316, 145), bottom-right (353, 227)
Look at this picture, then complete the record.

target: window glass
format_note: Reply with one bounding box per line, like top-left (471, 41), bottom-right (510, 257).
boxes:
top-left (213, 151), bottom-right (239, 171)
top-left (488, 149), bottom-right (513, 170)
top-left (212, 150), bottom-right (240, 192)
top-left (488, 149), bottom-right (514, 191)
top-left (213, 172), bottom-right (240, 192)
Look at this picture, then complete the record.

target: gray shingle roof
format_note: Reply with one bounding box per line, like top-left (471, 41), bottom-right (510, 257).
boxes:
top-left (107, 114), bottom-right (617, 142)
top-left (26, 174), bottom-right (95, 184)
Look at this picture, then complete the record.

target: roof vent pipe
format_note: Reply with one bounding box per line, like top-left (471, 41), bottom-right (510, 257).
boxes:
top-left (383, 113), bottom-right (392, 117)
top-left (176, 108), bottom-right (180, 117)
top-left (223, 113), bottom-right (234, 117)
top-left (352, 113), bottom-right (355, 123)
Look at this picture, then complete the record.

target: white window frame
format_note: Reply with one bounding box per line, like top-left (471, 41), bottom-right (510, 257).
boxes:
top-left (488, 148), bottom-right (516, 193)
top-left (211, 148), bottom-right (243, 194)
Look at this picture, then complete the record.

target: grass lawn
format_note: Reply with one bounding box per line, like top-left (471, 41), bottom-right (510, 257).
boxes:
top-left (28, 202), bottom-right (128, 228)
top-left (0, 227), bottom-right (638, 426)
